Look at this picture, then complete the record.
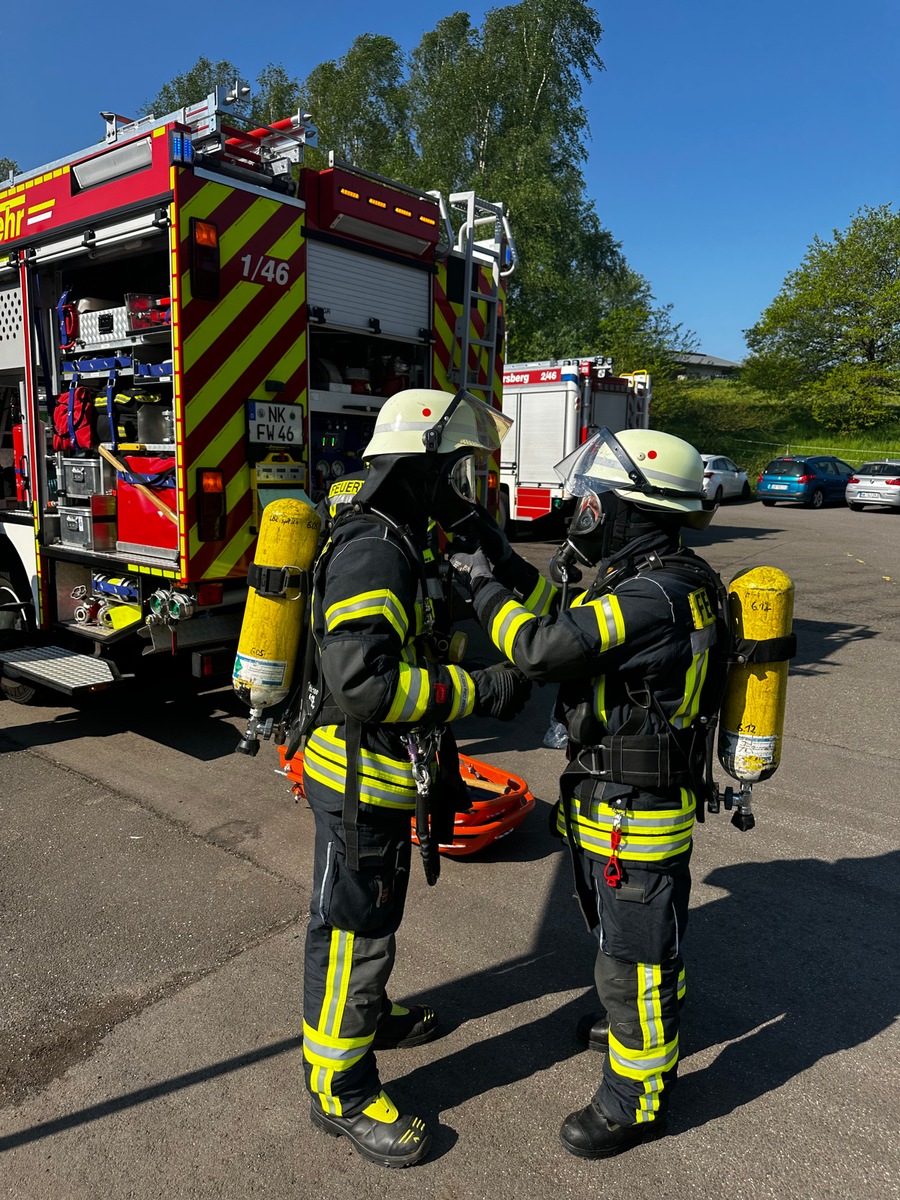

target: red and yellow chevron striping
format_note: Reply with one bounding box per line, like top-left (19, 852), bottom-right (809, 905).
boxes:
top-left (173, 171), bottom-right (307, 582)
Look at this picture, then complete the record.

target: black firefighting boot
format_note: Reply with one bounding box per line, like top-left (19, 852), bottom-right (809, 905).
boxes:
top-left (559, 1100), bottom-right (667, 1159)
top-left (575, 1011), bottom-right (610, 1053)
top-left (372, 1000), bottom-right (439, 1050)
top-left (310, 1090), bottom-right (431, 1168)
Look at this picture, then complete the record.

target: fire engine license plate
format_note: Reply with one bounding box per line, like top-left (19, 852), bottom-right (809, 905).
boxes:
top-left (247, 401), bottom-right (304, 445)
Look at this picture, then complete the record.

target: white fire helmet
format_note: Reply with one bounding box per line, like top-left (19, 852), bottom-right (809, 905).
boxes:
top-left (362, 388), bottom-right (512, 460)
top-left (555, 427), bottom-right (712, 527)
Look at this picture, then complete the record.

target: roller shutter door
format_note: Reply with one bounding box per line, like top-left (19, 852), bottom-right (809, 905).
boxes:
top-left (306, 241), bottom-right (430, 339)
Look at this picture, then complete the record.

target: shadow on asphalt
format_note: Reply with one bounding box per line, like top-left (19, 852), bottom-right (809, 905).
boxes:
top-left (672, 848), bottom-right (900, 1133)
top-left (2, 848), bottom-right (895, 1154)
top-left (0, 677), bottom-right (245, 762)
top-left (791, 616), bottom-right (879, 676)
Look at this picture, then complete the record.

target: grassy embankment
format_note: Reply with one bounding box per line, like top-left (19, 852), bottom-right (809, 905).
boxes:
top-left (652, 379), bottom-right (900, 483)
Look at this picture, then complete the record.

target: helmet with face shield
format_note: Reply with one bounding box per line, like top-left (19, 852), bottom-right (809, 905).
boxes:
top-left (358, 388), bottom-right (512, 528)
top-left (556, 427), bottom-right (711, 526)
top-left (550, 428), bottom-right (713, 576)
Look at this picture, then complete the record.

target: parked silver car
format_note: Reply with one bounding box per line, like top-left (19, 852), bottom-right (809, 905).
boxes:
top-left (701, 454), bottom-right (752, 503)
top-left (845, 460), bottom-right (900, 511)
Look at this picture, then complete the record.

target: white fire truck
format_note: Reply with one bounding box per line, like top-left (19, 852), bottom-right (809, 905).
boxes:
top-left (0, 83), bottom-right (514, 702)
top-left (499, 357), bottom-right (651, 529)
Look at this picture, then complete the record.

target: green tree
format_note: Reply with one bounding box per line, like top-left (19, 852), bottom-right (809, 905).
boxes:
top-left (142, 57), bottom-right (244, 118)
top-left (301, 35), bottom-right (413, 180)
top-left (745, 204), bottom-right (900, 430)
top-left (0, 157), bottom-right (18, 184)
top-left (251, 64), bottom-right (303, 128)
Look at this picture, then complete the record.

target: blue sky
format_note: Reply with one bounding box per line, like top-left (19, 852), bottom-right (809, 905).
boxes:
top-left (4, 1), bottom-right (898, 362)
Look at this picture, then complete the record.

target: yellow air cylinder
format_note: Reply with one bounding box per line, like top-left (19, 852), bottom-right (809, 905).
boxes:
top-left (233, 498), bottom-right (322, 711)
top-left (718, 566), bottom-right (794, 783)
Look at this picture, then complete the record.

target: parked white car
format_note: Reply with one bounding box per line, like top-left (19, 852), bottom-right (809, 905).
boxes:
top-left (701, 454), bottom-right (752, 503)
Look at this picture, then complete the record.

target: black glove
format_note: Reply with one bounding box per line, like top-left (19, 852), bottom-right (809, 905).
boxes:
top-left (450, 547), bottom-right (494, 586)
top-left (449, 503), bottom-right (512, 566)
top-left (471, 663), bottom-right (532, 720)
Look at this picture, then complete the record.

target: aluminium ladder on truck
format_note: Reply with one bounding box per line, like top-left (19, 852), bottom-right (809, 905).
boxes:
top-left (431, 191), bottom-right (518, 507)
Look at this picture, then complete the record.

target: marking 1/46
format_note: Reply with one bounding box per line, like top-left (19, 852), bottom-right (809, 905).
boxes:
top-left (241, 255), bottom-right (290, 285)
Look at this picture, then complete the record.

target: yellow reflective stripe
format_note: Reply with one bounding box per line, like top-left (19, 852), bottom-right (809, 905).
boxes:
top-left (677, 966), bottom-right (686, 1001)
top-left (608, 1029), bottom-right (678, 1081)
top-left (306, 929), bottom-right (358, 1115)
top-left (303, 756), bottom-right (415, 809)
top-left (584, 791), bottom-right (696, 833)
top-left (447, 665), bottom-right (476, 720)
top-left (307, 726), bottom-right (412, 783)
top-left (524, 574), bottom-right (556, 616)
top-left (586, 593), bottom-right (625, 651)
top-left (322, 928), bottom-right (353, 1038)
top-left (556, 796), bottom-right (694, 861)
top-left (302, 1020), bottom-right (372, 1069)
top-left (672, 650), bottom-right (709, 728)
top-left (385, 663), bottom-right (430, 722)
top-left (325, 588), bottom-right (409, 641)
top-left (593, 674), bottom-right (607, 723)
top-left (489, 598), bottom-right (535, 660)
top-left (638, 963), bottom-right (665, 1051)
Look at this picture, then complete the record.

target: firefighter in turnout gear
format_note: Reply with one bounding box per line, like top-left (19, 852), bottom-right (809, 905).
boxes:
top-left (293, 388), bottom-right (531, 1168)
top-left (451, 427), bottom-right (724, 1159)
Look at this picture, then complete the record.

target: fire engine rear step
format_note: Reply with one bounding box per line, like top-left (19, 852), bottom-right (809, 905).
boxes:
top-left (0, 646), bottom-right (126, 694)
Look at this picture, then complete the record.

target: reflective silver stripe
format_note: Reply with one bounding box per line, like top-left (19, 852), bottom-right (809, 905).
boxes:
top-left (586, 802), bottom-right (695, 832)
top-left (372, 416), bottom-right (435, 433)
top-left (325, 590), bottom-right (409, 639)
top-left (609, 1043), bottom-right (678, 1073)
top-left (306, 731), bottom-right (414, 784)
top-left (639, 963), bottom-right (664, 1048)
top-left (390, 666), bottom-right (428, 722)
top-left (318, 841), bottom-right (335, 921)
top-left (565, 820), bottom-right (693, 860)
top-left (525, 575), bottom-right (555, 616)
top-left (324, 930), bottom-right (351, 1035)
top-left (304, 746), bottom-right (416, 808)
top-left (492, 600), bottom-right (533, 658)
top-left (690, 625), bottom-right (717, 653)
top-left (447, 665), bottom-right (473, 720)
top-left (303, 1028), bottom-right (372, 1066)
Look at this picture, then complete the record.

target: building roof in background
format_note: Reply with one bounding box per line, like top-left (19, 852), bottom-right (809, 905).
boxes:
top-left (675, 352), bottom-right (742, 369)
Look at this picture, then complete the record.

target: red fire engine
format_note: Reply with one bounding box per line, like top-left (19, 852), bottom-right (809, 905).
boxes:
top-left (499, 357), bottom-right (651, 530)
top-left (0, 83), bottom-right (515, 702)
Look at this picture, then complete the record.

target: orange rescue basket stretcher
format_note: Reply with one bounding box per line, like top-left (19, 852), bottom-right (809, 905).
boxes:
top-left (276, 747), bottom-right (535, 857)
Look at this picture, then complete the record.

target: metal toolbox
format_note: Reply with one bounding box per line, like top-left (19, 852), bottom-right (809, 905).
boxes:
top-left (58, 496), bottom-right (117, 551)
top-left (77, 305), bottom-right (130, 348)
top-left (61, 456), bottom-right (114, 498)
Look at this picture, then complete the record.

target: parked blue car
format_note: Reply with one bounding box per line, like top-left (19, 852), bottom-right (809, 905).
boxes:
top-left (757, 455), bottom-right (856, 508)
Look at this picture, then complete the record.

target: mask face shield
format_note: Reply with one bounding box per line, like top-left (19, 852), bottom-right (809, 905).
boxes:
top-left (423, 389), bottom-right (513, 455)
top-left (554, 428), bottom-right (649, 501)
top-left (448, 453), bottom-right (477, 502)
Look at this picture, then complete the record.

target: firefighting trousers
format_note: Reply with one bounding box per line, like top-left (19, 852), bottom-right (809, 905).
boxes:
top-left (572, 847), bottom-right (691, 1127)
top-left (302, 774), bottom-right (412, 1117)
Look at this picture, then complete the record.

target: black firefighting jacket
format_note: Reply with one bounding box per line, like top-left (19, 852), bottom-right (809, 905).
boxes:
top-left (470, 542), bottom-right (724, 866)
top-left (302, 510), bottom-right (477, 815)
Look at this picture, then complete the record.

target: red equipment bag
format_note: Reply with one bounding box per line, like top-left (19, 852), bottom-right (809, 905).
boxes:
top-left (115, 454), bottom-right (177, 551)
top-left (52, 383), bottom-right (97, 452)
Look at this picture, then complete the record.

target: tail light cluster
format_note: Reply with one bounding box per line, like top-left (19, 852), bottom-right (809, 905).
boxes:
top-left (796, 474), bottom-right (813, 484)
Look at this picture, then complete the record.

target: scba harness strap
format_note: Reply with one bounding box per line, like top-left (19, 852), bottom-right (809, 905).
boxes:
top-left (566, 547), bottom-right (797, 816)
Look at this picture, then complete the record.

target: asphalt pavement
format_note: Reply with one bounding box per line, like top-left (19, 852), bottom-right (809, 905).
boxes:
top-left (1, 497), bottom-right (898, 1199)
